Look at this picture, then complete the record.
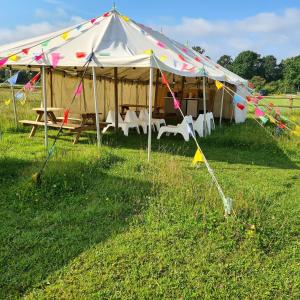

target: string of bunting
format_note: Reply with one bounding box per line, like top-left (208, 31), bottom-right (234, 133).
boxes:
top-left (153, 56), bottom-right (233, 216)
top-left (32, 52), bottom-right (94, 185)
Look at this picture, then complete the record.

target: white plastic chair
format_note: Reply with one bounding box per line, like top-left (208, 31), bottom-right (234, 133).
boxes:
top-left (102, 111), bottom-right (140, 136)
top-left (193, 114), bottom-right (204, 137)
top-left (207, 112), bottom-right (215, 131)
top-left (157, 116), bottom-right (194, 142)
top-left (124, 110), bottom-right (148, 134)
top-left (140, 109), bottom-right (166, 132)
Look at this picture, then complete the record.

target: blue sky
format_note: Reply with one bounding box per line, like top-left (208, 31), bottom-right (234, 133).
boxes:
top-left (1, 0), bottom-right (299, 60)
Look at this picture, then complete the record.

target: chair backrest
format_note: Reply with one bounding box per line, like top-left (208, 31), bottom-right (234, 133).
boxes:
top-left (195, 114), bottom-right (204, 125)
top-left (179, 116), bottom-right (194, 135)
top-left (124, 110), bottom-right (139, 123)
top-left (106, 111), bottom-right (123, 124)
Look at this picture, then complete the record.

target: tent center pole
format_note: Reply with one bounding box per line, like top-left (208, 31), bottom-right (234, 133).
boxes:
top-left (203, 77), bottom-right (207, 137)
top-left (147, 67), bottom-right (154, 162)
top-left (114, 67), bottom-right (119, 133)
top-left (42, 66), bottom-right (48, 154)
top-left (92, 67), bottom-right (101, 148)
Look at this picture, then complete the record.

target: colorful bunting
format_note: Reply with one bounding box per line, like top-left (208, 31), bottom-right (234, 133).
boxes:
top-left (278, 122), bottom-right (286, 129)
top-left (292, 126), bottom-right (300, 136)
top-left (233, 95), bottom-right (243, 104)
top-left (76, 25), bottom-right (83, 31)
top-left (182, 48), bottom-right (188, 53)
top-left (215, 80), bottom-right (223, 90)
top-left (7, 72), bottom-right (19, 85)
top-left (90, 18), bottom-right (97, 24)
top-left (103, 12), bottom-right (110, 17)
top-left (31, 72), bottom-right (41, 84)
top-left (51, 53), bottom-right (62, 69)
top-left (173, 98), bottom-right (180, 110)
top-left (159, 55), bottom-right (167, 62)
top-left (259, 116), bottom-right (268, 124)
top-left (0, 57), bottom-right (8, 68)
top-left (157, 41), bottom-right (166, 48)
top-left (9, 54), bottom-right (19, 62)
top-left (4, 99), bottom-right (11, 105)
top-left (76, 52), bottom-right (86, 59)
top-left (121, 15), bottom-right (130, 22)
top-left (63, 109), bottom-right (70, 124)
top-left (178, 54), bottom-right (185, 62)
top-left (75, 83), bottom-right (83, 96)
top-left (22, 48), bottom-right (30, 55)
top-left (34, 54), bottom-right (43, 62)
top-left (269, 116), bottom-right (276, 124)
top-left (237, 103), bottom-right (245, 110)
top-left (42, 40), bottom-right (50, 47)
top-left (61, 32), bottom-right (69, 41)
top-left (144, 49), bottom-right (153, 55)
top-left (255, 107), bottom-right (265, 117)
top-left (15, 92), bottom-right (25, 101)
top-left (195, 57), bottom-right (201, 62)
top-left (181, 63), bottom-right (196, 73)
top-left (248, 82), bottom-right (255, 89)
top-left (161, 73), bottom-right (169, 86)
top-left (24, 82), bottom-right (34, 92)
top-left (193, 149), bottom-right (204, 165)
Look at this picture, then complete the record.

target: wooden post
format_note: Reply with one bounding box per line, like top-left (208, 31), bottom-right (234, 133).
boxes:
top-left (203, 77), bottom-right (207, 137)
top-left (42, 66), bottom-right (48, 153)
top-left (9, 69), bottom-right (18, 125)
top-left (154, 69), bottom-right (160, 108)
top-left (219, 82), bottom-right (225, 127)
top-left (114, 67), bottom-right (118, 133)
top-left (147, 68), bottom-right (154, 162)
top-left (92, 67), bottom-right (101, 147)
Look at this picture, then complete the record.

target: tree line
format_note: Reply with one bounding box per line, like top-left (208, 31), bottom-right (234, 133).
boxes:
top-left (193, 47), bottom-right (300, 95)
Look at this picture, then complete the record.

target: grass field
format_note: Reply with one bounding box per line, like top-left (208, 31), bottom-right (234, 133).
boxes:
top-left (0, 92), bottom-right (300, 299)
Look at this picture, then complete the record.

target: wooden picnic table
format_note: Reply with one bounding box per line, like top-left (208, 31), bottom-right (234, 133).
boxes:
top-left (19, 108), bottom-right (107, 144)
top-left (120, 104), bottom-right (161, 115)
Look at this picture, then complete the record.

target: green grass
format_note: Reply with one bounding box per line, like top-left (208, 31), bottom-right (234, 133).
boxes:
top-left (0, 93), bottom-right (300, 299)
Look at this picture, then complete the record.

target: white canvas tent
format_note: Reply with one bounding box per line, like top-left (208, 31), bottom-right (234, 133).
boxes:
top-left (0, 7), bottom-right (248, 159)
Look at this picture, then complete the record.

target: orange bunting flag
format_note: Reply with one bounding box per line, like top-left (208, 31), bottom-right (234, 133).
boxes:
top-left (161, 73), bottom-right (169, 86)
top-left (215, 80), bottom-right (223, 90)
top-left (193, 149), bottom-right (204, 165)
top-left (61, 32), bottom-right (69, 40)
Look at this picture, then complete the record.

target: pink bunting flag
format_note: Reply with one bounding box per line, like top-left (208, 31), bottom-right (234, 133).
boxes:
top-left (34, 54), bottom-right (43, 62)
top-left (182, 48), bottom-right (188, 53)
top-left (195, 57), bottom-right (201, 62)
top-left (257, 95), bottom-right (264, 100)
top-left (24, 82), bottom-right (34, 92)
top-left (255, 107), bottom-right (265, 117)
top-left (91, 18), bottom-right (97, 24)
top-left (51, 53), bottom-right (61, 69)
top-left (157, 41), bottom-right (166, 48)
top-left (181, 63), bottom-right (196, 73)
top-left (75, 83), bottom-right (83, 96)
top-left (103, 12), bottom-right (110, 17)
top-left (173, 98), bottom-right (181, 110)
top-left (0, 57), bottom-right (8, 68)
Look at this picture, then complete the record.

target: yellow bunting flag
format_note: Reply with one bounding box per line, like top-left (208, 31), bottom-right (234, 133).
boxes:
top-left (9, 54), bottom-right (19, 62)
top-left (292, 126), bottom-right (300, 137)
top-left (144, 49), bottom-right (153, 55)
top-left (290, 116), bottom-right (297, 122)
top-left (192, 149), bottom-right (204, 165)
top-left (4, 99), bottom-right (11, 105)
top-left (269, 116), bottom-right (276, 124)
top-left (61, 32), bottom-right (69, 41)
top-left (160, 55), bottom-right (167, 62)
top-left (20, 99), bottom-right (26, 105)
top-left (215, 80), bottom-right (223, 90)
top-left (121, 15), bottom-right (130, 22)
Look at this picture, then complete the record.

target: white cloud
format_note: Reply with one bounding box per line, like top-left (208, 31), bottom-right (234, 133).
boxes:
top-left (156, 8), bottom-right (300, 61)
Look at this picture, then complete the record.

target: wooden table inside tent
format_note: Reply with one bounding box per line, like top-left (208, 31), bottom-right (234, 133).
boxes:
top-left (120, 104), bottom-right (162, 115)
top-left (19, 108), bottom-right (107, 144)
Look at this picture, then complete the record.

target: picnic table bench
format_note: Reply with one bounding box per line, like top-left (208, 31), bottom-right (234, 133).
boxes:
top-left (19, 107), bottom-right (108, 144)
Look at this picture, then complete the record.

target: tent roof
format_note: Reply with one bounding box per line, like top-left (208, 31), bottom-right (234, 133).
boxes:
top-left (0, 8), bottom-right (247, 85)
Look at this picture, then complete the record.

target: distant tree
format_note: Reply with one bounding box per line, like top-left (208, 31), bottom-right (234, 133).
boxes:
top-left (231, 51), bottom-right (262, 79)
top-left (261, 55), bottom-right (282, 82)
top-left (217, 55), bottom-right (233, 70)
top-left (192, 46), bottom-right (205, 54)
top-left (250, 76), bottom-right (266, 91)
top-left (282, 55), bottom-right (300, 92)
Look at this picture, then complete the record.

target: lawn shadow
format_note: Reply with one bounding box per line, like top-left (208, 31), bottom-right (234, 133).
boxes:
top-left (0, 155), bottom-right (154, 299)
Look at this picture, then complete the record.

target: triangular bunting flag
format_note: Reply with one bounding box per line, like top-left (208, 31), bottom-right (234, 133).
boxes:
top-left (215, 80), bottom-right (223, 90)
top-left (255, 107), bottom-right (265, 117)
top-left (193, 149), bottom-right (204, 165)
top-left (42, 40), bottom-right (50, 47)
top-left (237, 103), bottom-right (245, 110)
top-left (22, 48), bottom-right (30, 55)
top-left (121, 15), bottom-right (130, 22)
top-left (0, 57), bottom-right (8, 67)
top-left (75, 83), bottom-right (83, 96)
top-left (4, 99), bottom-right (11, 105)
top-left (63, 109), bottom-right (70, 124)
top-left (76, 52), bottom-right (86, 59)
top-left (51, 53), bottom-right (62, 69)
top-left (161, 73), bottom-right (168, 86)
top-left (173, 98), bottom-right (180, 110)
top-left (61, 32), bottom-right (69, 40)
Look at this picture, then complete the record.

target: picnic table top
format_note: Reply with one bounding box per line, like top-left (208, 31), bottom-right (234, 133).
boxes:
top-left (121, 104), bottom-right (161, 108)
top-left (32, 107), bottom-right (64, 113)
